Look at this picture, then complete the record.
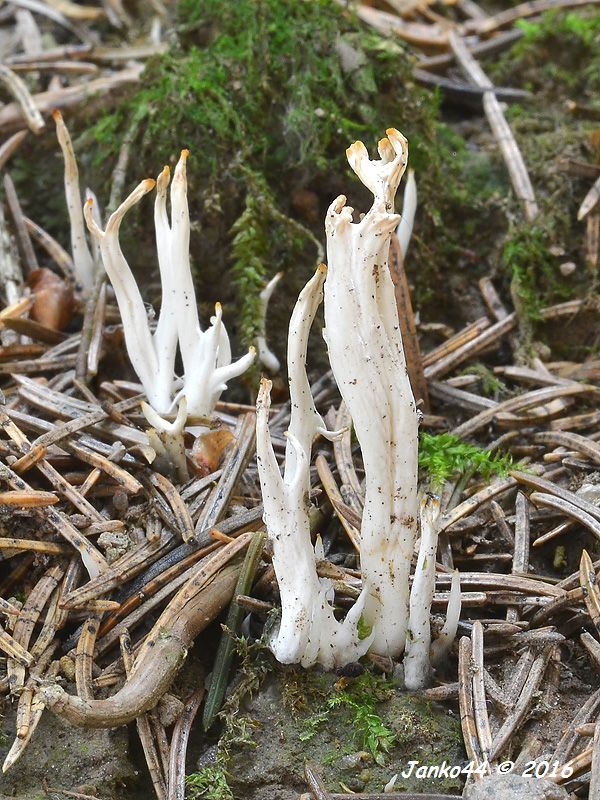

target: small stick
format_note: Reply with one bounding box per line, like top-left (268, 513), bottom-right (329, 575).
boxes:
top-left (7, 565), bottom-right (64, 691)
top-left (578, 174), bottom-right (600, 221)
top-left (194, 413), bottom-right (256, 533)
top-left (580, 550), bottom-right (600, 631)
top-left (24, 216), bottom-right (75, 281)
top-left (0, 537), bottom-right (70, 556)
top-left (0, 459), bottom-right (108, 577)
top-left (351, 3), bottom-right (448, 47)
top-left (0, 64), bottom-right (44, 134)
top-left (417, 29), bottom-right (522, 73)
top-left (3, 173), bottom-right (38, 272)
top-left (531, 493), bottom-right (600, 541)
top-left (4, 659), bottom-right (60, 772)
top-left (315, 454), bottom-right (361, 552)
top-left (448, 31), bottom-right (538, 222)
top-left (0, 623), bottom-right (34, 666)
top-left (61, 531), bottom-right (173, 609)
top-left (0, 130), bottom-right (28, 170)
top-left (458, 636), bottom-right (483, 768)
top-left (75, 615), bottom-right (101, 701)
top-left (471, 622), bottom-right (492, 764)
top-left (202, 531), bottom-right (265, 731)
top-left (2, 318), bottom-right (65, 344)
top-left (0, 66), bottom-right (142, 132)
top-left (469, 0), bottom-right (600, 36)
top-left (590, 723), bottom-right (600, 796)
top-left (167, 688), bottom-right (205, 800)
top-left (332, 402), bottom-right (363, 512)
top-left (453, 383), bottom-right (600, 438)
top-left (42, 535), bottom-right (252, 727)
top-left (441, 476), bottom-right (517, 532)
top-left (388, 234), bottom-right (429, 411)
top-left (10, 60), bottom-right (98, 74)
top-left (422, 316), bottom-right (491, 368)
top-left (76, 272), bottom-right (107, 379)
top-left (489, 501), bottom-right (515, 548)
top-left (0, 413), bottom-right (105, 520)
top-left (304, 762), bottom-right (333, 800)
top-left (581, 632), bottom-right (600, 673)
top-left (553, 687), bottom-right (600, 764)
top-left (0, 490), bottom-right (58, 507)
top-left (77, 441), bottom-right (127, 498)
top-left (425, 314), bottom-right (516, 379)
top-left (107, 116), bottom-right (141, 216)
top-left (507, 493), bottom-right (530, 623)
top-left (529, 587), bottom-right (582, 626)
top-left (42, 783), bottom-right (98, 800)
top-left (489, 647), bottom-right (553, 760)
top-left (150, 472), bottom-right (194, 542)
top-left (6, 44), bottom-right (92, 65)
top-left (587, 213), bottom-right (599, 273)
top-left (0, 202), bottom-right (25, 328)
top-left (120, 631), bottom-right (167, 800)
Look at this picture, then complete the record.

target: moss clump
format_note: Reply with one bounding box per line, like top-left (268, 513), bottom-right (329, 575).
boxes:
top-left (482, 9), bottom-right (600, 355)
top-left (504, 223), bottom-right (572, 322)
top-left (187, 765), bottom-right (234, 800)
top-left (86, 0), bottom-right (442, 354)
top-left (419, 431), bottom-right (514, 489)
top-left (222, 667), bottom-right (464, 796)
top-left (496, 10), bottom-right (600, 98)
top-left (299, 672), bottom-right (397, 765)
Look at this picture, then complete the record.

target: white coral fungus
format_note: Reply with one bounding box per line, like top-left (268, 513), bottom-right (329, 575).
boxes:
top-left (256, 266), bottom-right (372, 668)
top-left (324, 128), bottom-right (418, 658)
top-left (257, 129), bottom-right (460, 678)
top-left (84, 150), bottom-right (254, 420)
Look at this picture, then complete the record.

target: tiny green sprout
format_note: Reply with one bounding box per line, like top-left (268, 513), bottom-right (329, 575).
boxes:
top-left (357, 615), bottom-right (373, 641)
top-left (553, 545), bottom-right (567, 570)
top-left (419, 431), bottom-right (514, 490)
top-left (186, 766), bottom-right (233, 800)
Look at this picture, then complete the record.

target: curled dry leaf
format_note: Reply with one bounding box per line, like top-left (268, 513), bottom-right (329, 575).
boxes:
top-left (190, 427), bottom-right (236, 477)
top-left (26, 268), bottom-right (75, 331)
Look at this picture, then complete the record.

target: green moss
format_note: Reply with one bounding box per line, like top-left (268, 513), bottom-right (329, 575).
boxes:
top-left (326, 674), bottom-right (397, 765)
top-left (187, 766), bottom-right (234, 800)
top-left (199, 644), bottom-right (463, 797)
top-left (85, 0), bottom-right (443, 351)
top-left (419, 431), bottom-right (514, 489)
top-left (506, 10), bottom-right (600, 97)
top-left (504, 224), bottom-right (558, 322)
top-left (460, 363), bottom-right (508, 398)
top-left (298, 673), bottom-right (397, 765)
top-left (481, 9), bottom-right (600, 355)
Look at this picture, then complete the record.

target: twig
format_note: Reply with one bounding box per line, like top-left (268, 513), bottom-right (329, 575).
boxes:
top-left (448, 31), bottom-right (538, 222)
top-left (0, 64), bottom-right (44, 134)
top-left (167, 688), bottom-right (205, 800)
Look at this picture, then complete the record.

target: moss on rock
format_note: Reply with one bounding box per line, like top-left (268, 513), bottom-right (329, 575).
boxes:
top-left (194, 664), bottom-right (464, 800)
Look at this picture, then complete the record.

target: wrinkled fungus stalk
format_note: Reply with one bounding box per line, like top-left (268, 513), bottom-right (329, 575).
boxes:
top-left (84, 178), bottom-right (174, 415)
top-left (142, 397), bottom-right (189, 483)
top-left (404, 494), bottom-right (461, 689)
top-left (324, 128), bottom-right (418, 658)
top-left (84, 150), bottom-right (254, 422)
top-left (431, 569), bottom-right (461, 667)
top-left (164, 153), bottom-right (255, 417)
top-left (256, 266), bottom-right (371, 668)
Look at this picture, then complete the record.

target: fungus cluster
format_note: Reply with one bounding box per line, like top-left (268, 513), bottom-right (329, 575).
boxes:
top-left (84, 151), bottom-right (255, 423)
top-left (257, 129), bottom-right (460, 686)
top-left (54, 112), bottom-right (254, 464)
